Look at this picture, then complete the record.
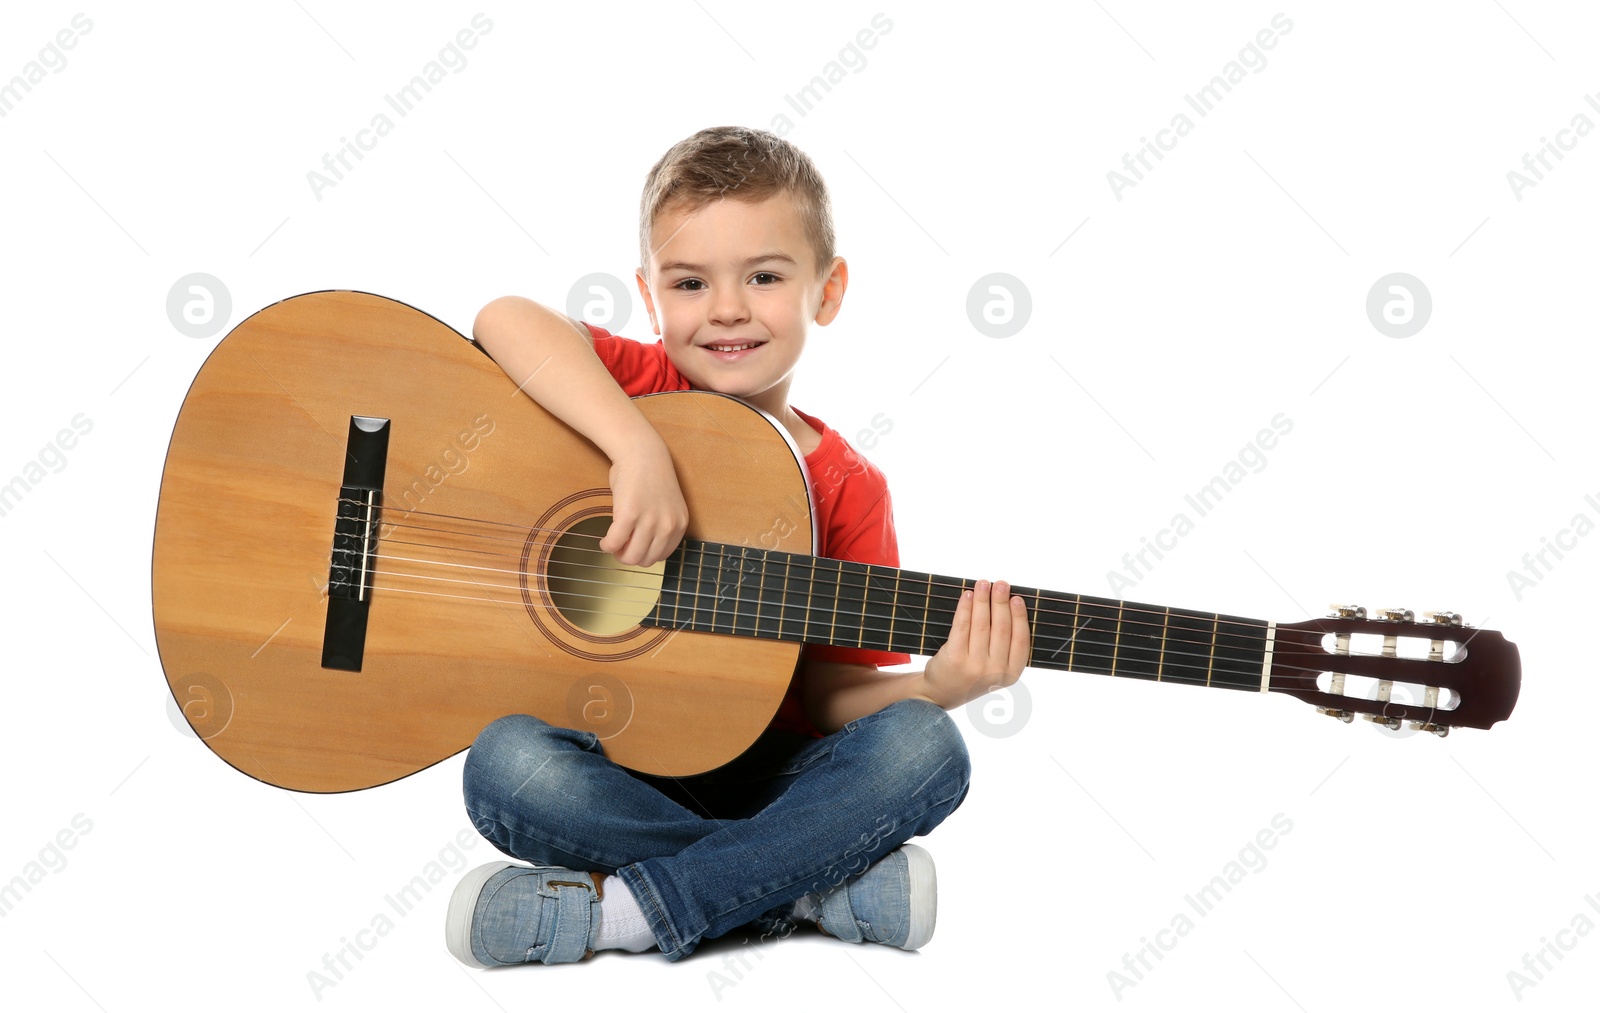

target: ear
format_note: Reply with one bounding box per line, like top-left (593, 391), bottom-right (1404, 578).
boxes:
top-left (813, 256), bottom-right (848, 326)
top-left (635, 268), bottom-right (660, 335)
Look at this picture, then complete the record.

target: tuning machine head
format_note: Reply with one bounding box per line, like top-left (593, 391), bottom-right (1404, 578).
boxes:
top-left (1328, 604), bottom-right (1367, 619)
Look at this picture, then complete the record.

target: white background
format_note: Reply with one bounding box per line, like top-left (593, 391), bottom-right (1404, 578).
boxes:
top-left (1, 2), bottom-right (1594, 1010)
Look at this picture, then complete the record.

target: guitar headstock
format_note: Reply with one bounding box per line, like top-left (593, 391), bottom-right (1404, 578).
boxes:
top-left (1268, 606), bottom-right (1520, 735)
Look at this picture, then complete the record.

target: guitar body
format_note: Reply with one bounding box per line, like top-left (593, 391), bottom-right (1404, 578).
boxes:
top-left (153, 291), bottom-right (812, 792)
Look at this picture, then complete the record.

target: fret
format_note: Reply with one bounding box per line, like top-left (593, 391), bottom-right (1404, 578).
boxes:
top-left (1024, 589), bottom-right (1070, 669)
top-left (727, 543), bottom-right (746, 635)
top-left (829, 559), bottom-right (867, 649)
top-left (1160, 609), bottom-right (1219, 686)
top-left (1108, 599), bottom-right (1163, 680)
top-left (858, 564), bottom-right (871, 649)
top-left (736, 544), bottom-right (755, 633)
top-left (1157, 606), bottom-right (1170, 680)
top-left (921, 573), bottom-right (933, 655)
top-left (842, 559), bottom-right (861, 645)
top-left (709, 543), bottom-right (725, 634)
top-left (782, 553), bottom-right (812, 644)
top-left (1071, 598), bottom-right (1122, 678)
top-left (1206, 613), bottom-right (1219, 687)
top-left (693, 542), bottom-right (709, 631)
top-left (1210, 614), bottom-right (1271, 691)
top-left (716, 544), bottom-right (733, 635)
top-left (887, 569), bottom-right (899, 653)
top-left (921, 572), bottom-right (953, 652)
top-left (730, 545), bottom-right (757, 638)
top-left (863, 565), bottom-right (900, 654)
top-left (754, 548), bottom-right (780, 641)
top-left (1067, 592), bottom-right (1080, 670)
top-left (875, 567), bottom-right (927, 656)
top-left (705, 543), bottom-right (721, 631)
top-left (896, 569), bottom-right (934, 656)
top-left (826, 558), bottom-right (841, 646)
top-left (776, 553), bottom-right (789, 640)
top-left (803, 554), bottom-right (823, 645)
top-left (1028, 590), bottom-right (1041, 664)
top-left (1111, 602), bottom-right (1122, 674)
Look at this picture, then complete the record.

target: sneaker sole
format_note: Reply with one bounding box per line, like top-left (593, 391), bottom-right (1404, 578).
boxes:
top-left (900, 844), bottom-right (936, 950)
top-left (445, 861), bottom-right (516, 967)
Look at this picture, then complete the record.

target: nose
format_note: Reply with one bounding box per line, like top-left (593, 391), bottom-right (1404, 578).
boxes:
top-left (707, 281), bottom-right (750, 326)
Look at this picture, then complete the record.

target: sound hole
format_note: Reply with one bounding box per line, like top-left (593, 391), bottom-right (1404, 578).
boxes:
top-left (547, 516), bottom-right (665, 636)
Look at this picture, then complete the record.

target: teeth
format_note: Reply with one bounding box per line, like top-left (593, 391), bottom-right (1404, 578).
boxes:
top-left (711, 343), bottom-right (759, 351)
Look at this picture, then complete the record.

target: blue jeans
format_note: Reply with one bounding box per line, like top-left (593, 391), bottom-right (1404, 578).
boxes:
top-left (462, 698), bottom-right (971, 960)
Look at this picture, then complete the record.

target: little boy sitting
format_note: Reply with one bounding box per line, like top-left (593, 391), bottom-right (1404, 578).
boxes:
top-left (447, 125), bottom-right (1030, 966)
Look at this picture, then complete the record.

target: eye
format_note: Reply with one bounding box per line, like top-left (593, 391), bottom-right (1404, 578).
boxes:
top-left (750, 272), bottom-right (780, 285)
top-left (673, 278), bottom-right (705, 291)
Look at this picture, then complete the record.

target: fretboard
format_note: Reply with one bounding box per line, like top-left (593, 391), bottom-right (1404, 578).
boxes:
top-left (641, 540), bottom-right (1271, 691)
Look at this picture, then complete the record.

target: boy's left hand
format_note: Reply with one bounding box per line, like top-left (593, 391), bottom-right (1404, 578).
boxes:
top-left (918, 580), bottom-right (1031, 709)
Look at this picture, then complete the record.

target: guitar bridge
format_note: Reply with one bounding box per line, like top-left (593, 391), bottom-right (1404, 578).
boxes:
top-left (322, 415), bottom-right (391, 671)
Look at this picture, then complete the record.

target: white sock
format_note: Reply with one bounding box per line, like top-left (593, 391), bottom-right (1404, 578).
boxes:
top-left (594, 876), bottom-right (656, 952)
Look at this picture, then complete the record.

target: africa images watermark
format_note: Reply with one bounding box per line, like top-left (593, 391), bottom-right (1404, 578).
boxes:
top-left (0, 414), bottom-right (94, 521)
top-left (764, 13), bottom-right (893, 137)
top-left (305, 14), bottom-right (494, 200)
top-left (0, 813), bottom-right (94, 919)
top-left (1504, 893), bottom-right (1600, 1001)
top-left (305, 828), bottom-right (484, 1000)
top-left (1106, 812), bottom-right (1294, 1000)
top-left (1106, 13), bottom-right (1294, 201)
top-left (1505, 94), bottom-right (1600, 201)
top-left (1106, 413), bottom-right (1293, 593)
top-left (704, 812), bottom-right (900, 1001)
top-left (0, 13), bottom-right (93, 119)
top-left (1504, 491), bottom-right (1600, 601)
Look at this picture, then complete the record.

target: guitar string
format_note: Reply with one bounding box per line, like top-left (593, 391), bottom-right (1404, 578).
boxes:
top-left (355, 552), bottom-right (1388, 683)
top-left (338, 503), bottom-right (1460, 676)
top-left (356, 505), bottom-right (1356, 644)
top-left (356, 529), bottom-right (1422, 671)
top-left (365, 545), bottom-right (1305, 664)
top-left (347, 514), bottom-right (1447, 672)
top-left (359, 577), bottom-right (1341, 687)
top-left (368, 503), bottom-right (1329, 640)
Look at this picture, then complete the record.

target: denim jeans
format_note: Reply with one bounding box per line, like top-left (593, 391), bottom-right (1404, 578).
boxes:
top-left (462, 698), bottom-right (971, 961)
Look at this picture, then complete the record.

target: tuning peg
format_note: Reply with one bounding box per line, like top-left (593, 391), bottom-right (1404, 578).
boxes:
top-left (1408, 721), bottom-right (1450, 737)
top-left (1423, 611), bottom-right (1463, 626)
top-left (1317, 707), bottom-right (1354, 723)
top-left (1364, 713), bottom-right (1403, 730)
top-left (1328, 605), bottom-right (1367, 619)
top-left (1376, 608), bottom-right (1415, 622)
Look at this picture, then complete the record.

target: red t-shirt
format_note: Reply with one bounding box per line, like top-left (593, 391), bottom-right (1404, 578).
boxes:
top-left (585, 324), bottom-right (912, 735)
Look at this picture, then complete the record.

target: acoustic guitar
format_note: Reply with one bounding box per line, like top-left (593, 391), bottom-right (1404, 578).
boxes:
top-left (152, 291), bottom-right (1521, 792)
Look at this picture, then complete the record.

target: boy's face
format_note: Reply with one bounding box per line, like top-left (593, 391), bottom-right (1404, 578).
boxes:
top-left (637, 194), bottom-right (845, 418)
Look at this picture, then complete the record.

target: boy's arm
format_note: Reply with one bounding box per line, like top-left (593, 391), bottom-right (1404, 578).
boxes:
top-left (472, 296), bottom-right (687, 567)
top-left (801, 579), bottom-right (1030, 733)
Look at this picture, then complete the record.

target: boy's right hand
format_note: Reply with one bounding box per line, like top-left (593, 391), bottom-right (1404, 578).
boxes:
top-left (600, 438), bottom-right (688, 567)
top-left (471, 296), bottom-right (686, 567)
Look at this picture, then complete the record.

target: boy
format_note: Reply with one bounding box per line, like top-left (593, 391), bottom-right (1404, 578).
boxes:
top-left (447, 126), bottom-right (1030, 966)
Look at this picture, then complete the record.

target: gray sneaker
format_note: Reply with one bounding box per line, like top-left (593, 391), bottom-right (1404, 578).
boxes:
top-left (815, 844), bottom-right (936, 950)
top-left (446, 862), bottom-right (604, 967)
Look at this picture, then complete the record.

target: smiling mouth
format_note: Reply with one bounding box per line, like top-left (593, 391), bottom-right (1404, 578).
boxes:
top-left (703, 341), bottom-right (766, 352)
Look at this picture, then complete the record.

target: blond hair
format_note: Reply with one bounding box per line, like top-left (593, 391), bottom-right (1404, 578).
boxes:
top-left (639, 126), bottom-right (835, 275)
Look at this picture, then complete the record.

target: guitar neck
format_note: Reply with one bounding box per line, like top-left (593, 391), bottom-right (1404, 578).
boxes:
top-left (645, 539), bottom-right (1273, 692)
